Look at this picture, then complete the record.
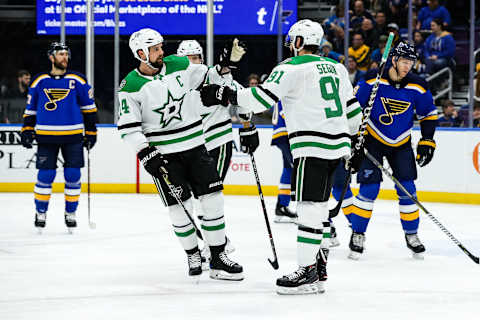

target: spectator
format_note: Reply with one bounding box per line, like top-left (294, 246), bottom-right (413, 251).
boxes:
top-left (370, 35), bottom-right (388, 64)
top-left (387, 0), bottom-right (408, 29)
top-left (412, 30), bottom-right (427, 75)
top-left (347, 56), bottom-right (366, 87)
top-left (349, 32), bottom-right (371, 72)
top-left (247, 73), bottom-right (260, 87)
top-left (351, 1), bottom-right (375, 30)
top-left (5, 70), bottom-right (30, 99)
top-left (417, 0), bottom-right (451, 30)
top-left (320, 40), bottom-right (345, 63)
top-left (424, 18), bottom-right (456, 75)
top-left (361, 18), bottom-right (380, 49)
top-left (387, 23), bottom-right (402, 46)
top-left (374, 11), bottom-right (388, 36)
top-left (331, 25), bottom-right (346, 54)
top-left (437, 100), bottom-right (461, 127)
top-left (324, 3), bottom-right (346, 34)
top-left (364, 0), bottom-right (388, 12)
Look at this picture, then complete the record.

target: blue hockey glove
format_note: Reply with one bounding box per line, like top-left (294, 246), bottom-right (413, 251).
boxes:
top-left (416, 138), bottom-right (436, 167)
top-left (21, 128), bottom-right (35, 149)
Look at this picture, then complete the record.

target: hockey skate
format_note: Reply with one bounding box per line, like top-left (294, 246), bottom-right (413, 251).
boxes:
top-left (34, 212), bottom-right (46, 233)
top-left (274, 203), bottom-right (298, 224)
top-left (186, 249), bottom-right (203, 277)
top-left (329, 225), bottom-right (341, 247)
top-left (348, 231), bottom-right (365, 260)
top-left (405, 233), bottom-right (426, 259)
top-left (201, 236), bottom-right (235, 266)
top-left (209, 244), bottom-right (243, 281)
top-left (64, 212), bottom-right (77, 234)
top-left (276, 264), bottom-right (322, 295)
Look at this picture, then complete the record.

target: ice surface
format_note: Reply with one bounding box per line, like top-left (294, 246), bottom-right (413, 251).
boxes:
top-left (1, 193), bottom-right (479, 320)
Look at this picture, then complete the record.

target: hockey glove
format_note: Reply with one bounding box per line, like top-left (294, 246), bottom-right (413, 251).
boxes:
top-left (347, 135), bottom-right (365, 174)
top-left (416, 138), bottom-right (436, 167)
top-left (239, 124), bottom-right (259, 154)
top-left (83, 132), bottom-right (97, 150)
top-left (200, 84), bottom-right (237, 107)
top-left (138, 146), bottom-right (170, 179)
top-left (219, 38), bottom-right (247, 70)
top-left (20, 128), bottom-right (35, 149)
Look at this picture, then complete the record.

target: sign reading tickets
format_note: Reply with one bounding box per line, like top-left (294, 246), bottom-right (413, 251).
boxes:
top-left (36, 0), bottom-right (297, 35)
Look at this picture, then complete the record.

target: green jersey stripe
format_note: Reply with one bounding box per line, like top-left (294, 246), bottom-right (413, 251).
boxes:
top-left (251, 87), bottom-right (273, 109)
top-left (149, 129), bottom-right (203, 146)
top-left (205, 127), bottom-right (232, 143)
top-left (201, 223), bottom-right (225, 231)
top-left (347, 107), bottom-right (362, 119)
top-left (291, 141), bottom-right (351, 151)
top-left (297, 236), bottom-right (322, 245)
top-left (175, 228), bottom-right (195, 237)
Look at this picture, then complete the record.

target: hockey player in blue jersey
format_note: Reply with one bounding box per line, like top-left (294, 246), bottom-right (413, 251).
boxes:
top-left (348, 42), bottom-right (438, 259)
top-left (271, 101), bottom-right (298, 223)
top-left (21, 42), bottom-right (98, 233)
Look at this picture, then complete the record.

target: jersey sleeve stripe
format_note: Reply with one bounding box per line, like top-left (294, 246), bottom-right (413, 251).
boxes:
top-left (419, 115), bottom-right (438, 122)
top-left (145, 120), bottom-right (202, 137)
top-left (204, 119), bottom-right (232, 133)
top-left (81, 108), bottom-right (98, 113)
top-left (347, 107), bottom-right (362, 119)
top-left (118, 122), bottom-right (142, 130)
top-left (346, 97), bottom-right (359, 107)
top-left (251, 87), bottom-right (274, 109)
top-left (80, 104), bottom-right (96, 110)
top-left (406, 83), bottom-right (426, 93)
top-left (24, 110), bottom-right (37, 115)
top-left (288, 131), bottom-right (351, 140)
top-left (257, 85), bottom-right (279, 103)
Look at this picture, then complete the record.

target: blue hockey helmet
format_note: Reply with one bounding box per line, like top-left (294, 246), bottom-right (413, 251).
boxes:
top-left (392, 42), bottom-right (416, 63)
top-left (47, 42), bottom-right (71, 58)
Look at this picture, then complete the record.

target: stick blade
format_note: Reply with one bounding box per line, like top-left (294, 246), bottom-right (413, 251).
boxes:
top-left (268, 258), bottom-right (279, 270)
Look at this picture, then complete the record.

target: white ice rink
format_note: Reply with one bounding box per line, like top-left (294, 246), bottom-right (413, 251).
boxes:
top-left (1, 193), bottom-right (479, 320)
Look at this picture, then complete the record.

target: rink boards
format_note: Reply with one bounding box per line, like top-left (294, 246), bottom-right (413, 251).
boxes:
top-left (1, 124), bottom-right (480, 204)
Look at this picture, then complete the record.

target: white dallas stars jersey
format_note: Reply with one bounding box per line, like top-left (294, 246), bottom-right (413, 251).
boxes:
top-left (117, 55), bottom-right (210, 154)
top-left (236, 54), bottom-right (362, 160)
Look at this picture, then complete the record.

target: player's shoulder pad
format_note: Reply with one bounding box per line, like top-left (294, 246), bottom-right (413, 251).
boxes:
top-left (119, 69), bottom-right (151, 93)
top-left (163, 54), bottom-right (190, 75)
top-left (404, 73), bottom-right (429, 94)
top-left (64, 70), bottom-right (88, 85)
top-left (29, 72), bottom-right (50, 88)
top-left (364, 69), bottom-right (379, 84)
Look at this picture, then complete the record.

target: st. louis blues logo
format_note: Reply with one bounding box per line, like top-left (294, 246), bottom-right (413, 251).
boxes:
top-left (153, 90), bottom-right (185, 128)
top-left (378, 97), bottom-right (411, 125)
top-left (43, 88), bottom-right (70, 111)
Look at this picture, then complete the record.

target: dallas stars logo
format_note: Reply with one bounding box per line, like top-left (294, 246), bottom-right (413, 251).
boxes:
top-left (153, 90), bottom-right (185, 128)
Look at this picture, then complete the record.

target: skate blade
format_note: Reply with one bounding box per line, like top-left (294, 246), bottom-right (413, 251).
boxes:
top-left (329, 238), bottom-right (341, 248)
top-left (189, 273), bottom-right (202, 284)
top-left (348, 251), bottom-right (362, 260)
top-left (36, 227), bottom-right (44, 234)
top-left (412, 252), bottom-right (425, 260)
top-left (276, 282), bottom-right (321, 295)
top-left (209, 269), bottom-right (244, 281)
top-left (67, 228), bottom-right (75, 234)
top-left (274, 216), bottom-right (298, 224)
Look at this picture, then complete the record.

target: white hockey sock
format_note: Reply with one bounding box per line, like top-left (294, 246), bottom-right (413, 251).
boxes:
top-left (199, 191), bottom-right (226, 247)
top-left (296, 201), bottom-right (329, 266)
top-left (168, 198), bottom-right (198, 251)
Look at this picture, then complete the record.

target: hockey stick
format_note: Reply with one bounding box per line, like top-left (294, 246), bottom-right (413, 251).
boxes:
top-left (364, 150), bottom-right (479, 264)
top-left (87, 147), bottom-right (96, 229)
top-left (249, 152), bottom-right (279, 270)
top-left (160, 173), bottom-right (204, 241)
top-left (329, 32), bottom-right (395, 219)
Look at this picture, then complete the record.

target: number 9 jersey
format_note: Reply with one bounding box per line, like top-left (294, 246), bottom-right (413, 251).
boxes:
top-left (236, 55), bottom-right (362, 160)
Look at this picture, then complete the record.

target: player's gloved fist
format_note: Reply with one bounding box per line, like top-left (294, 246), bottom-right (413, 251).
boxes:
top-left (347, 135), bottom-right (365, 174)
top-left (200, 84), bottom-right (237, 107)
top-left (239, 124), bottom-right (259, 154)
top-left (137, 146), bottom-right (170, 178)
top-left (219, 38), bottom-right (247, 69)
top-left (20, 129), bottom-right (35, 149)
top-left (83, 133), bottom-right (97, 150)
top-left (416, 138), bottom-right (436, 167)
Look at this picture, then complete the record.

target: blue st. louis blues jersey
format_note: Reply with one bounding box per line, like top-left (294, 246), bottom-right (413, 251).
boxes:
top-left (271, 101), bottom-right (288, 146)
top-left (23, 70), bottom-right (97, 144)
top-left (355, 70), bottom-right (437, 146)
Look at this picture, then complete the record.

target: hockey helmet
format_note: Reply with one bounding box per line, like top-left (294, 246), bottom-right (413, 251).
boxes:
top-left (285, 19), bottom-right (324, 56)
top-left (48, 42), bottom-right (71, 58)
top-left (129, 28), bottom-right (164, 66)
top-left (392, 42), bottom-right (417, 63)
top-left (177, 40), bottom-right (203, 62)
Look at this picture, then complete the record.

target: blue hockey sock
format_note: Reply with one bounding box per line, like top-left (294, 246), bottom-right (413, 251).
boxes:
top-left (64, 167), bottom-right (81, 213)
top-left (350, 183), bottom-right (379, 233)
top-left (277, 166), bottom-right (292, 207)
top-left (396, 180), bottom-right (419, 234)
top-left (34, 169), bottom-right (56, 213)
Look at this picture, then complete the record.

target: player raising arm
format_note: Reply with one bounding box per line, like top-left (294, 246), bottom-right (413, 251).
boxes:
top-left (200, 20), bottom-right (363, 295)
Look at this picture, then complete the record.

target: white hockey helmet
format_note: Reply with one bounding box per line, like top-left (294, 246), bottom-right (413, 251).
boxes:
top-left (286, 19), bottom-right (324, 56)
top-left (129, 28), bottom-right (164, 67)
top-left (177, 40), bottom-right (204, 62)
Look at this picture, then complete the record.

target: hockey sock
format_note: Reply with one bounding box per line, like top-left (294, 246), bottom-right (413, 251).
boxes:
top-left (331, 184), bottom-right (354, 224)
top-left (34, 169), bottom-right (56, 213)
top-left (64, 167), bottom-right (81, 213)
top-left (296, 201), bottom-right (328, 266)
top-left (199, 191), bottom-right (226, 247)
top-left (396, 180), bottom-right (420, 234)
top-left (168, 198), bottom-right (198, 251)
top-left (277, 166), bottom-right (292, 207)
top-left (351, 183), bottom-right (380, 233)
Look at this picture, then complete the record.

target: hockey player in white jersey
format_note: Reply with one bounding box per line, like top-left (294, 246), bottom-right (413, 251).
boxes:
top-left (200, 20), bottom-right (364, 294)
top-left (117, 28), bottom-right (243, 281)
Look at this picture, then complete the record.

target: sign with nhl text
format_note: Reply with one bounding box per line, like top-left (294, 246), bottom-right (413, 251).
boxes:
top-left (36, 0), bottom-right (297, 36)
